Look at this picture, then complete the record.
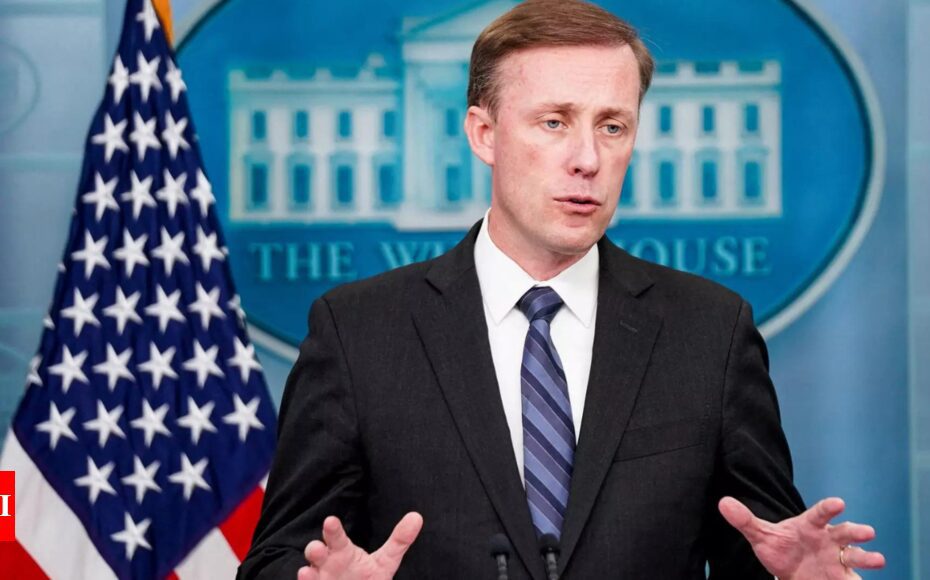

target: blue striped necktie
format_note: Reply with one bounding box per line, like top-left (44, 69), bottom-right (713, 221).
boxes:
top-left (518, 286), bottom-right (575, 538)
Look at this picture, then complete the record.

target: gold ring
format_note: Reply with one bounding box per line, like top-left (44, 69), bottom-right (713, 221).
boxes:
top-left (839, 545), bottom-right (850, 567)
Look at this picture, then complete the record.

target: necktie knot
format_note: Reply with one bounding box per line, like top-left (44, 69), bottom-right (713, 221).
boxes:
top-left (518, 286), bottom-right (563, 324)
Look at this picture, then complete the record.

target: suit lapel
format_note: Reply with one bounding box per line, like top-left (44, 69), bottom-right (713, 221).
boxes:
top-left (557, 240), bottom-right (663, 572)
top-left (411, 223), bottom-right (544, 579)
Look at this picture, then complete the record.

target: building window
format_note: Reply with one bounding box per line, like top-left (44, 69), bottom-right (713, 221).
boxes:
top-left (701, 106), bottom-right (715, 134)
top-left (445, 165), bottom-right (462, 203)
top-left (294, 110), bottom-right (309, 140)
top-left (383, 110), bottom-right (397, 139)
top-left (337, 110), bottom-right (352, 139)
top-left (335, 165), bottom-right (354, 207)
top-left (620, 160), bottom-right (635, 207)
top-left (291, 163), bottom-right (311, 208)
top-left (694, 61), bottom-right (721, 74)
top-left (656, 62), bottom-right (678, 75)
top-left (658, 105), bottom-right (673, 136)
top-left (249, 163), bottom-right (268, 210)
top-left (744, 161), bottom-right (763, 203)
top-left (378, 164), bottom-right (400, 206)
top-left (445, 108), bottom-right (459, 137)
top-left (701, 160), bottom-right (718, 202)
top-left (744, 104), bottom-right (760, 134)
top-left (658, 160), bottom-right (676, 205)
top-left (738, 61), bottom-right (765, 73)
top-left (251, 111), bottom-right (266, 142)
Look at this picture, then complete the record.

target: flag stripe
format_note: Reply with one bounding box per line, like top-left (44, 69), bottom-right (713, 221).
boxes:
top-left (1, 431), bottom-right (117, 580)
top-left (174, 528), bottom-right (240, 580)
top-left (218, 485), bottom-right (264, 561)
top-left (0, 541), bottom-right (49, 579)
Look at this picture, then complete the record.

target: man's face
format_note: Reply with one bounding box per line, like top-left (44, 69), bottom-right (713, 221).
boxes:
top-left (477, 44), bottom-right (641, 261)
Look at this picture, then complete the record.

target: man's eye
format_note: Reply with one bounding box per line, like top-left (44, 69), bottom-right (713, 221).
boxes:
top-left (545, 120), bottom-right (562, 129)
top-left (605, 124), bottom-right (623, 135)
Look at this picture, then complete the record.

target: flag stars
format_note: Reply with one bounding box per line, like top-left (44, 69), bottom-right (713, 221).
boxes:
top-left (113, 230), bottom-right (149, 277)
top-left (71, 231), bottom-right (110, 279)
top-left (228, 294), bottom-right (247, 326)
top-left (36, 402), bottom-right (78, 449)
top-left (190, 169), bottom-right (215, 216)
top-left (129, 52), bottom-right (161, 102)
top-left (92, 344), bottom-right (135, 391)
top-left (61, 289), bottom-right (101, 336)
top-left (121, 171), bottom-right (156, 219)
top-left (152, 228), bottom-right (189, 276)
top-left (188, 283), bottom-right (226, 329)
top-left (128, 112), bottom-right (161, 161)
top-left (26, 355), bottom-right (42, 388)
top-left (228, 336), bottom-right (262, 384)
top-left (169, 453), bottom-right (211, 500)
top-left (108, 55), bottom-right (130, 103)
top-left (137, 343), bottom-right (178, 390)
top-left (192, 227), bottom-right (225, 271)
top-left (74, 457), bottom-right (117, 505)
top-left (223, 394), bottom-right (264, 442)
top-left (121, 457), bottom-right (162, 504)
top-left (165, 59), bottom-right (187, 103)
top-left (103, 287), bottom-right (143, 334)
top-left (48, 345), bottom-right (90, 394)
top-left (155, 169), bottom-right (188, 219)
top-left (144, 286), bottom-right (186, 332)
top-left (136, 0), bottom-right (161, 42)
top-left (81, 172), bottom-right (119, 221)
top-left (83, 401), bottom-right (127, 447)
top-left (182, 340), bottom-right (225, 388)
top-left (177, 397), bottom-right (218, 444)
top-left (130, 400), bottom-right (171, 447)
top-left (91, 114), bottom-right (128, 162)
top-left (111, 513), bottom-right (152, 560)
top-left (161, 112), bottom-right (190, 159)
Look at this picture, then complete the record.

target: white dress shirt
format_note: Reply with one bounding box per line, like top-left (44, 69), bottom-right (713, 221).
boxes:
top-left (473, 212), bottom-right (599, 482)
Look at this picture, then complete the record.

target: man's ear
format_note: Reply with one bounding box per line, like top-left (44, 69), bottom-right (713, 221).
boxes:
top-left (464, 105), bottom-right (495, 167)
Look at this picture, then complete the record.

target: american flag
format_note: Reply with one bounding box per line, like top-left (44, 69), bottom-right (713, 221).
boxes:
top-left (0, 0), bottom-right (276, 578)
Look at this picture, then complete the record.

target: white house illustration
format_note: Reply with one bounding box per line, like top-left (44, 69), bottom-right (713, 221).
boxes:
top-left (227, 0), bottom-right (782, 230)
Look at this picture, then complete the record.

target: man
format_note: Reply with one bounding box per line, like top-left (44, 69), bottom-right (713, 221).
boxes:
top-left (239, 1), bottom-right (886, 578)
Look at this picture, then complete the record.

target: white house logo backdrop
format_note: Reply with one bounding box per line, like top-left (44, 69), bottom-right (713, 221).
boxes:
top-left (176, 0), bottom-right (882, 356)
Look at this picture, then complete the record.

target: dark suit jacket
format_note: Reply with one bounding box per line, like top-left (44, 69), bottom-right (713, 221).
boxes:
top-left (239, 221), bottom-right (805, 579)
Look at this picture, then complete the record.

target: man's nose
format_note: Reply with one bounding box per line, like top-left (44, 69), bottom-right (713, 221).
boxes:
top-left (569, 130), bottom-right (600, 176)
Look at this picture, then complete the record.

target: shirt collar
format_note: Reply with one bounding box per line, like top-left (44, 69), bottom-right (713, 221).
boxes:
top-left (474, 210), bottom-right (599, 327)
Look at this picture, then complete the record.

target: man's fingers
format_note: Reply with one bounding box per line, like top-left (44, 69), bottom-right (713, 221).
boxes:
top-left (718, 497), bottom-right (766, 544)
top-left (321, 515), bottom-right (352, 552)
top-left (840, 545), bottom-right (886, 570)
top-left (829, 522), bottom-right (876, 545)
top-left (805, 497), bottom-right (845, 528)
top-left (304, 539), bottom-right (330, 567)
top-left (374, 512), bottom-right (424, 563)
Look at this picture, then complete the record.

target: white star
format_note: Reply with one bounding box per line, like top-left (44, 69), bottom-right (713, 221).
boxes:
top-left (188, 283), bottom-right (225, 329)
top-left (129, 52), bottom-right (161, 103)
top-left (136, 0), bottom-right (161, 42)
top-left (81, 172), bottom-right (119, 221)
top-left (43, 313), bottom-right (55, 329)
top-left (130, 399), bottom-right (171, 447)
top-left (228, 294), bottom-right (247, 326)
top-left (70, 231), bottom-right (110, 279)
top-left (161, 112), bottom-right (190, 160)
top-left (113, 230), bottom-right (149, 277)
top-left (121, 457), bottom-right (162, 504)
top-left (103, 287), bottom-right (143, 334)
top-left (228, 336), bottom-right (262, 384)
top-left (144, 286), bottom-right (186, 332)
top-left (26, 355), bottom-right (42, 388)
top-left (168, 453), bottom-right (211, 500)
top-left (128, 112), bottom-right (161, 161)
top-left (83, 401), bottom-right (127, 447)
top-left (60, 289), bottom-right (101, 336)
top-left (151, 228), bottom-right (189, 275)
top-left (192, 227), bottom-right (225, 272)
top-left (91, 114), bottom-right (128, 162)
top-left (223, 394), bottom-right (264, 442)
top-left (36, 402), bottom-right (78, 449)
top-left (74, 457), bottom-right (117, 505)
top-left (120, 171), bottom-right (156, 219)
top-left (165, 59), bottom-right (187, 103)
top-left (108, 55), bottom-right (130, 103)
top-left (92, 344), bottom-right (135, 391)
top-left (189, 169), bottom-right (215, 216)
top-left (137, 343), bottom-right (178, 390)
top-left (182, 340), bottom-right (225, 388)
top-left (111, 513), bottom-right (152, 560)
top-left (177, 397), bottom-right (218, 444)
top-left (47, 346), bottom-right (89, 394)
top-left (155, 169), bottom-right (189, 218)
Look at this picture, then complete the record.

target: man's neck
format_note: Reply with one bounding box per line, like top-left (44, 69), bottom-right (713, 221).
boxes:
top-left (486, 215), bottom-right (587, 281)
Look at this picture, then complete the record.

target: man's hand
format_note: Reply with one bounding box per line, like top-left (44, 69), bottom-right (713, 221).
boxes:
top-left (297, 512), bottom-right (423, 580)
top-left (719, 496), bottom-right (885, 579)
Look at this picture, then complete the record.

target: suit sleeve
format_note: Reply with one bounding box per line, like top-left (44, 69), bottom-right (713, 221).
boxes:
top-left (238, 297), bottom-right (369, 579)
top-left (706, 299), bottom-right (806, 579)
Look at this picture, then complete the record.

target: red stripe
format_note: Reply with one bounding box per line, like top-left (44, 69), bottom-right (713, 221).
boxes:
top-left (0, 540), bottom-right (49, 579)
top-left (165, 572), bottom-right (179, 580)
top-left (218, 486), bottom-right (264, 561)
